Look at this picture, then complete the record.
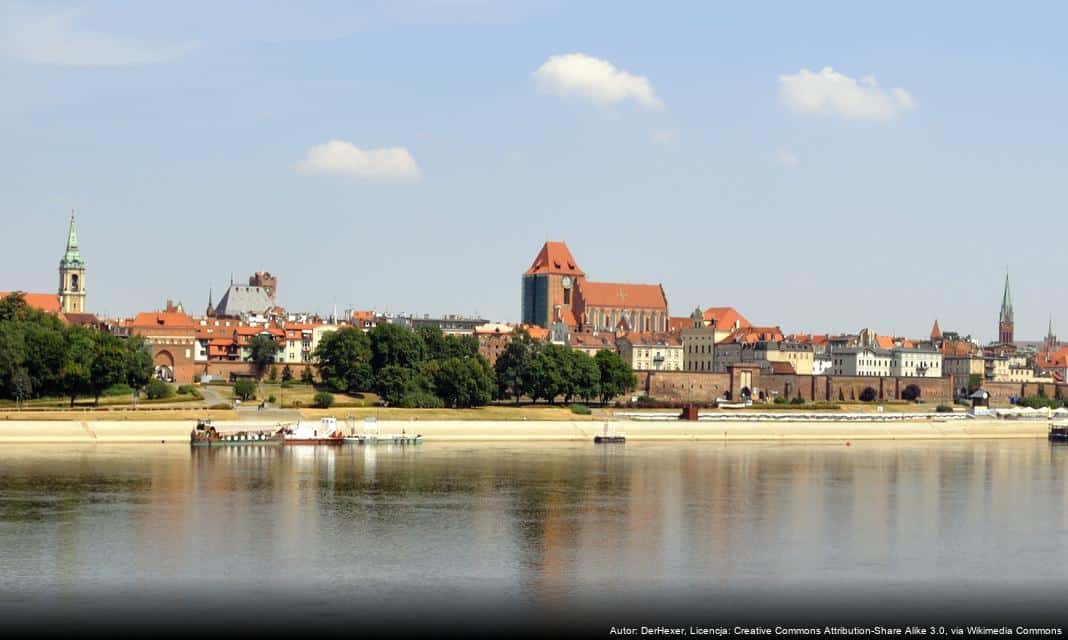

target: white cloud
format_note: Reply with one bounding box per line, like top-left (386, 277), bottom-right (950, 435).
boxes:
top-left (775, 149), bottom-right (800, 168)
top-left (0, 6), bottom-right (190, 67)
top-left (778, 67), bottom-right (915, 122)
top-left (295, 140), bottom-right (421, 180)
top-left (652, 130), bottom-right (674, 145)
top-left (533, 53), bottom-right (664, 110)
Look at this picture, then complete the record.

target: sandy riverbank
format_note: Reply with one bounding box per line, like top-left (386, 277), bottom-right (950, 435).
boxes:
top-left (0, 418), bottom-right (1049, 443)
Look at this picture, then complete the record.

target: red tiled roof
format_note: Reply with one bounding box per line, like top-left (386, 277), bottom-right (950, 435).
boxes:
top-left (667, 316), bottom-right (691, 333)
top-left (770, 361), bottom-right (796, 375)
top-left (875, 335), bottom-right (895, 349)
top-left (577, 281), bottom-right (667, 310)
top-left (703, 307), bottom-right (750, 329)
top-left (941, 340), bottom-right (977, 357)
top-left (570, 332), bottom-right (616, 351)
top-left (522, 325), bottom-right (550, 340)
top-left (524, 241), bottom-right (585, 276)
top-left (0, 291), bottom-right (61, 313)
top-left (722, 326), bottom-right (784, 344)
top-left (131, 310), bottom-right (197, 329)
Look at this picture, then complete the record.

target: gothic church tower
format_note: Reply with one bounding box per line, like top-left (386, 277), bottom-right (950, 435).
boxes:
top-left (58, 213), bottom-right (86, 314)
top-left (998, 272), bottom-right (1013, 344)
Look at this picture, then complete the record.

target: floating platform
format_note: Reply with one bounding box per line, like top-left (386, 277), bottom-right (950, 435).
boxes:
top-left (594, 435), bottom-right (626, 444)
top-left (190, 420), bottom-right (281, 447)
top-left (343, 434), bottom-right (422, 445)
top-left (1049, 425), bottom-right (1068, 442)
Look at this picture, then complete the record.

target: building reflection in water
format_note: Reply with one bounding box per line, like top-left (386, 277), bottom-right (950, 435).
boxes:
top-left (0, 441), bottom-right (1065, 604)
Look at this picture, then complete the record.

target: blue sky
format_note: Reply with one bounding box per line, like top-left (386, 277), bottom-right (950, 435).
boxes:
top-left (1, 1), bottom-right (1065, 342)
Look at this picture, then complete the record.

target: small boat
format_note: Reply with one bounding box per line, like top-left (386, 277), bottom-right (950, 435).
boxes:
top-left (278, 417), bottom-right (344, 445)
top-left (1049, 421), bottom-right (1068, 442)
top-left (594, 423), bottom-right (625, 444)
top-left (190, 419), bottom-right (282, 447)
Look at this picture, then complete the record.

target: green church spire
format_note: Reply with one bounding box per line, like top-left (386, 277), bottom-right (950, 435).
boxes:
top-left (60, 212), bottom-right (84, 268)
top-left (999, 271), bottom-right (1012, 323)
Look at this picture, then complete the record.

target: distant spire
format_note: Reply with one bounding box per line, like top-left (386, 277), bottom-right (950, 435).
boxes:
top-left (931, 318), bottom-right (942, 340)
top-left (60, 210), bottom-right (84, 267)
top-left (1000, 271), bottom-right (1013, 323)
top-left (1049, 314), bottom-right (1055, 339)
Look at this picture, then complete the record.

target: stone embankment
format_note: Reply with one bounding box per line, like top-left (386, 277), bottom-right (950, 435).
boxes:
top-left (0, 418), bottom-right (1048, 443)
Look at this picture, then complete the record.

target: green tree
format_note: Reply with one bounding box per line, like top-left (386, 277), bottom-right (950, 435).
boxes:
top-left (595, 349), bottom-right (637, 405)
top-left (375, 364), bottom-right (417, 406)
top-left (301, 366), bottom-right (315, 384)
top-left (494, 330), bottom-right (534, 402)
top-left (233, 378), bottom-right (257, 401)
top-left (314, 328), bottom-right (374, 392)
top-left (369, 323), bottom-right (426, 373)
top-left (246, 335), bottom-right (281, 380)
top-left (281, 364), bottom-right (293, 383)
top-left (124, 335), bottom-right (154, 406)
top-left (431, 356), bottom-right (494, 408)
top-left (523, 343), bottom-right (563, 403)
top-left (569, 349), bottom-right (601, 404)
top-left (967, 373), bottom-right (982, 393)
top-left (60, 326), bottom-right (96, 407)
top-left (90, 335), bottom-right (127, 405)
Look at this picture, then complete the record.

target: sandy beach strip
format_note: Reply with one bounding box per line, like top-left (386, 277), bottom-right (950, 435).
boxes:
top-left (0, 418), bottom-right (1049, 443)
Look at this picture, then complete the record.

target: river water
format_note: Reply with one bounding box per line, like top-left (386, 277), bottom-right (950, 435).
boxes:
top-left (1, 440), bottom-right (1066, 632)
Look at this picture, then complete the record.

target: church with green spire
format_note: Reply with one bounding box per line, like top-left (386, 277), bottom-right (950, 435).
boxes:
top-left (998, 271), bottom-right (1014, 344)
top-left (58, 213), bottom-right (86, 314)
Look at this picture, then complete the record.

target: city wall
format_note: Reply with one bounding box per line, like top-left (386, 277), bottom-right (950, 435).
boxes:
top-left (638, 370), bottom-right (956, 403)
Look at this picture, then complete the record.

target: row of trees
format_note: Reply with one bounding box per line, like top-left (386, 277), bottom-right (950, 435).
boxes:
top-left (494, 330), bottom-right (637, 405)
top-left (0, 293), bottom-right (154, 406)
top-left (314, 323), bottom-right (494, 408)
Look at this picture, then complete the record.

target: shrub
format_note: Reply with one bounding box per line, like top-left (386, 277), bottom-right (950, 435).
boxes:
top-left (209, 402), bottom-right (232, 410)
top-left (281, 364), bottom-right (293, 383)
top-left (773, 396), bottom-right (788, 405)
top-left (313, 391), bottom-right (335, 408)
top-left (177, 384), bottom-right (196, 395)
top-left (901, 384), bottom-right (922, 402)
top-left (268, 364), bottom-right (279, 382)
top-left (280, 381), bottom-right (292, 389)
top-left (301, 367), bottom-right (315, 384)
top-left (398, 390), bottom-right (444, 408)
top-left (569, 403), bottom-right (591, 415)
top-left (790, 396), bottom-right (805, 405)
top-left (193, 374), bottom-right (202, 383)
top-left (292, 400), bottom-right (303, 408)
top-left (233, 379), bottom-right (257, 401)
top-left (145, 379), bottom-right (173, 400)
top-left (101, 383), bottom-right (133, 397)
top-left (267, 394), bottom-right (277, 404)
top-left (935, 405), bottom-right (955, 413)
top-left (859, 387), bottom-right (878, 402)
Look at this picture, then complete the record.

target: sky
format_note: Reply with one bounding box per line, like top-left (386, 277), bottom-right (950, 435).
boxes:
top-left (1, 1), bottom-right (1065, 342)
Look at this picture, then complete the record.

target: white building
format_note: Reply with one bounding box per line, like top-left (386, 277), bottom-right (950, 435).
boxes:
top-left (830, 347), bottom-right (892, 377)
top-left (890, 347), bottom-right (943, 377)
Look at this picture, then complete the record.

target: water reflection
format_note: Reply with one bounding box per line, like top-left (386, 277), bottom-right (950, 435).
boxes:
top-left (0, 441), bottom-right (1066, 604)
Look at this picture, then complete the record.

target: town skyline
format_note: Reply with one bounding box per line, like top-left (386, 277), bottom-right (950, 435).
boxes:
top-left (2, 3), bottom-right (1066, 340)
top-left (0, 214), bottom-right (1055, 345)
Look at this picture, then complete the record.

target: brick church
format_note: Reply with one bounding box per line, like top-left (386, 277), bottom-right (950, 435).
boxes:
top-left (521, 241), bottom-right (669, 333)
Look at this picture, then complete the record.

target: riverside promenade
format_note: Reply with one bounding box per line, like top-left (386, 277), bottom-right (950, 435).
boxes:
top-left (0, 417), bottom-right (1048, 443)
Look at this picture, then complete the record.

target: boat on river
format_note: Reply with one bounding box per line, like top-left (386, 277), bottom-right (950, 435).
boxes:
top-left (278, 417), bottom-right (344, 445)
top-left (593, 422), bottom-right (625, 444)
top-left (1050, 420), bottom-right (1068, 442)
top-left (190, 420), bottom-right (282, 447)
top-left (341, 417), bottom-right (422, 445)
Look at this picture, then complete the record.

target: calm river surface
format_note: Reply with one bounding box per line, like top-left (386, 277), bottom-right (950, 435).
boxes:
top-left (1, 440), bottom-right (1066, 631)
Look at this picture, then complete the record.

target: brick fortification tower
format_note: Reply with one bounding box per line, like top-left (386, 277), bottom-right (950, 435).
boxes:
top-left (58, 213), bottom-right (86, 314)
top-left (998, 272), bottom-right (1014, 344)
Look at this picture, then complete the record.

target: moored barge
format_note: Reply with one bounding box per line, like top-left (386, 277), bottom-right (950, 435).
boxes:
top-left (190, 420), bottom-right (282, 447)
